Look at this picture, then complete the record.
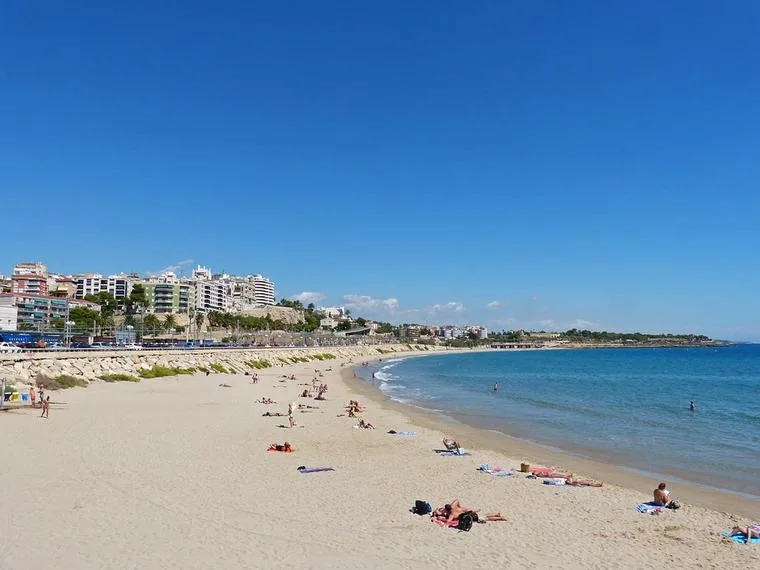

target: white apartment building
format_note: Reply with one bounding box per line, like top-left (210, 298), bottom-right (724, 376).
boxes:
top-left (13, 262), bottom-right (47, 276)
top-left (192, 265), bottom-right (212, 281)
top-left (74, 274), bottom-right (133, 300)
top-left (195, 280), bottom-right (229, 313)
top-left (0, 305), bottom-right (18, 331)
top-left (252, 275), bottom-right (275, 306)
top-left (318, 306), bottom-right (347, 318)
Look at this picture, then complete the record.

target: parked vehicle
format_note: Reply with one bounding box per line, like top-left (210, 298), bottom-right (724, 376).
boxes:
top-left (122, 344), bottom-right (144, 350)
top-left (0, 342), bottom-right (22, 353)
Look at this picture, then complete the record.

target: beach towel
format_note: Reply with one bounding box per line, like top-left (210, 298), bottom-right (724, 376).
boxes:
top-left (297, 467), bottom-right (335, 474)
top-left (636, 502), bottom-right (664, 514)
top-left (543, 478), bottom-right (567, 486)
top-left (394, 431), bottom-right (416, 436)
top-left (432, 517), bottom-right (460, 528)
top-left (531, 467), bottom-right (555, 476)
top-left (722, 531), bottom-right (760, 544)
top-left (477, 464), bottom-right (514, 477)
top-left (438, 451), bottom-right (471, 457)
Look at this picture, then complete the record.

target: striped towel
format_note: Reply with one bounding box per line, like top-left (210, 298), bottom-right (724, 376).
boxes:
top-left (637, 502), bottom-right (664, 514)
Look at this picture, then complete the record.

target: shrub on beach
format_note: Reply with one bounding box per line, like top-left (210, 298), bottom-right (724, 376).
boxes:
top-left (248, 360), bottom-right (271, 369)
top-left (196, 366), bottom-right (209, 373)
top-left (209, 363), bottom-right (228, 374)
top-left (99, 374), bottom-right (140, 383)
top-left (35, 373), bottom-right (88, 390)
top-left (139, 365), bottom-right (196, 379)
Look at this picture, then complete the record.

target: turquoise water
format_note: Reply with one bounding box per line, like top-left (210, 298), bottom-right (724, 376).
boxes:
top-left (358, 346), bottom-right (760, 498)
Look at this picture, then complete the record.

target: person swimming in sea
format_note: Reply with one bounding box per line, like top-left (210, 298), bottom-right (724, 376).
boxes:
top-left (493, 383), bottom-right (499, 392)
top-left (689, 400), bottom-right (696, 412)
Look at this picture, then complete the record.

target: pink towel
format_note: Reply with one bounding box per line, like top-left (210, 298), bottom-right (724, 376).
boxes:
top-left (531, 467), bottom-right (554, 476)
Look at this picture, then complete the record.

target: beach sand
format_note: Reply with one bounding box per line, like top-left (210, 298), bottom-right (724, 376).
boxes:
top-left (1, 353), bottom-right (758, 569)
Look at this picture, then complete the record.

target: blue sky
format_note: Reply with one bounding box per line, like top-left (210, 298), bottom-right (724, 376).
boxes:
top-left (2, 1), bottom-right (760, 340)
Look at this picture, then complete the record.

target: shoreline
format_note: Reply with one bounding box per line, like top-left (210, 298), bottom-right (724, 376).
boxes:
top-left (3, 349), bottom-right (758, 568)
top-left (344, 353), bottom-right (760, 520)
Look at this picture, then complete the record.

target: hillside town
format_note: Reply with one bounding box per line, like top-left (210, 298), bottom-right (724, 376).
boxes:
top-left (0, 261), bottom-right (489, 347)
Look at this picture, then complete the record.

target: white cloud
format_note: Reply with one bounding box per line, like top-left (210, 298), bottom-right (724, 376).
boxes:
top-left (292, 291), bottom-right (326, 305)
top-left (343, 294), bottom-right (400, 311)
top-left (148, 259), bottom-right (194, 276)
top-left (486, 301), bottom-right (502, 309)
top-left (429, 301), bottom-right (465, 314)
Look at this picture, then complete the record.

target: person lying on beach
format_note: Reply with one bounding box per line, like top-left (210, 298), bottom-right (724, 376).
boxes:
top-left (262, 412), bottom-right (286, 417)
top-left (357, 419), bottom-right (375, 429)
top-left (432, 500), bottom-right (507, 526)
top-left (727, 523), bottom-right (760, 544)
top-left (298, 404), bottom-right (318, 409)
top-left (256, 398), bottom-right (277, 404)
top-left (267, 442), bottom-right (294, 452)
top-left (218, 383), bottom-right (232, 388)
top-left (565, 476), bottom-right (603, 487)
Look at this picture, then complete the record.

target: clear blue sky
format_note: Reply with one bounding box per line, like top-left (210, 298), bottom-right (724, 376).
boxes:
top-left (2, 1), bottom-right (759, 340)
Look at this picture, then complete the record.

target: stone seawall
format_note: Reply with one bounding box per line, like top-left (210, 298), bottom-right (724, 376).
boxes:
top-left (0, 344), bottom-right (445, 387)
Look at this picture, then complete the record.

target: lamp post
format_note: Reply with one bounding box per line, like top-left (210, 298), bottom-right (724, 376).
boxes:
top-left (65, 321), bottom-right (76, 348)
top-left (126, 324), bottom-right (134, 346)
top-left (169, 328), bottom-right (176, 347)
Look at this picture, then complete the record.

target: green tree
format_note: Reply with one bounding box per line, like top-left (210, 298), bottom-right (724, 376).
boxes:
top-left (336, 321), bottom-right (352, 332)
top-left (84, 291), bottom-right (118, 318)
top-left (375, 322), bottom-right (394, 334)
top-left (18, 322), bottom-right (35, 331)
top-left (127, 284), bottom-right (149, 314)
top-left (69, 306), bottom-right (102, 331)
top-left (195, 312), bottom-right (205, 331)
top-left (142, 314), bottom-right (161, 335)
top-left (163, 313), bottom-right (177, 331)
top-left (356, 317), bottom-right (367, 327)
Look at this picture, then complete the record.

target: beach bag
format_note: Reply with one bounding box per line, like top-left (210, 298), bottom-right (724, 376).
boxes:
top-left (413, 500), bottom-right (432, 515)
top-left (457, 511), bottom-right (475, 531)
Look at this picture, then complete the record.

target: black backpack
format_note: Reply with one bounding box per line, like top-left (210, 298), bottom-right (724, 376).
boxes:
top-left (457, 511), bottom-right (476, 531)
top-left (412, 500), bottom-right (432, 515)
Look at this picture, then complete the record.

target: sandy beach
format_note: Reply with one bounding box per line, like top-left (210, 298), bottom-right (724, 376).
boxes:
top-left (1, 352), bottom-right (758, 569)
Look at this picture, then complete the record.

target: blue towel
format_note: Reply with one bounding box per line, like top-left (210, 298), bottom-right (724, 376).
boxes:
top-left (722, 531), bottom-right (760, 544)
top-left (298, 467), bottom-right (335, 474)
top-left (396, 431), bottom-right (416, 436)
top-left (636, 502), bottom-right (664, 513)
top-left (439, 451), bottom-right (471, 457)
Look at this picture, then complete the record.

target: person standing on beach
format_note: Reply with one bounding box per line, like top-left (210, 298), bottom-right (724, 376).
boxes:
top-left (40, 395), bottom-right (50, 419)
top-left (288, 401), bottom-right (296, 428)
top-left (29, 384), bottom-right (37, 408)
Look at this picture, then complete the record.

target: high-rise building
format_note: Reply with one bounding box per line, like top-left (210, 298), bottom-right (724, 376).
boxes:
top-left (195, 280), bottom-right (229, 313)
top-left (74, 274), bottom-right (133, 300)
top-left (0, 294), bottom-right (100, 330)
top-left (145, 282), bottom-right (195, 314)
top-left (252, 275), bottom-right (275, 306)
top-left (12, 261), bottom-right (49, 296)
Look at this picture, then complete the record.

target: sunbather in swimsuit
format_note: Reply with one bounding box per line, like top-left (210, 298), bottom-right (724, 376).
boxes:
top-left (728, 523), bottom-right (760, 543)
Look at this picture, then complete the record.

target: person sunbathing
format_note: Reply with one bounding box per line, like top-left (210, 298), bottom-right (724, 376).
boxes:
top-left (267, 442), bottom-right (294, 452)
top-left (442, 438), bottom-right (465, 454)
top-left (257, 398), bottom-right (277, 404)
top-left (565, 476), bottom-right (603, 487)
top-left (432, 500), bottom-right (506, 525)
top-left (357, 419), bottom-right (375, 429)
top-left (728, 523), bottom-right (760, 544)
top-left (262, 412), bottom-right (286, 417)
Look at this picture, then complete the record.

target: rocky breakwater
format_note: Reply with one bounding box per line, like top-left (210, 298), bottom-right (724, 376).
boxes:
top-left (0, 344), bottom-right (444, 387)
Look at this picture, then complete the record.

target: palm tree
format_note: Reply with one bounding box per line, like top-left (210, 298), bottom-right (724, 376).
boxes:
top-left (163, 314), bottom-right (177, 331)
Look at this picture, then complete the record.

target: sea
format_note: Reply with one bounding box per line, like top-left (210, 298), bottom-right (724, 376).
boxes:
top-left (357, 345), bottom-right (760, 499)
